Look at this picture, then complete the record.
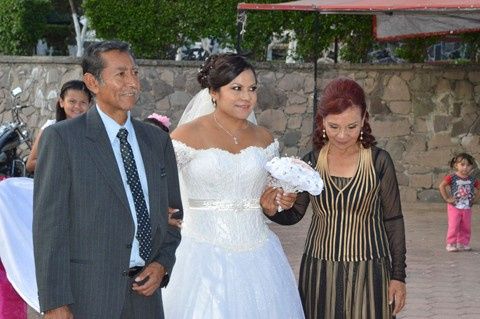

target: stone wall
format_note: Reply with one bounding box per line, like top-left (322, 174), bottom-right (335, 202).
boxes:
top-left (1, 56), bottom-right (479, 203)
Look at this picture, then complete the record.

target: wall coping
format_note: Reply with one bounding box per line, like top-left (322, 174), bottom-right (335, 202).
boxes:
top-left (2, 55), bottom-right (480, 72)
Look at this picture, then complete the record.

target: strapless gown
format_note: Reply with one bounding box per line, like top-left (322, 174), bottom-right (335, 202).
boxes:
top-left (163, 140), bottom-right (304, 319)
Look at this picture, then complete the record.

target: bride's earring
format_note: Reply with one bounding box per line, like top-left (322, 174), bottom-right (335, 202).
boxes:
top-left (212, 99), bottom-right (217, 108)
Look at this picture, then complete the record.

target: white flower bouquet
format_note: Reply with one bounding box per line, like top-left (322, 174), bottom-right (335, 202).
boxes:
top-left (265, 156), bottom-right (324, 197)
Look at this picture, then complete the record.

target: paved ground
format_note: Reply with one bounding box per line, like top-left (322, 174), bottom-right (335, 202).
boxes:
top-left (270, 202), bottom-right (480, 319)
top-left (28, 202), bottom-right (480, 318)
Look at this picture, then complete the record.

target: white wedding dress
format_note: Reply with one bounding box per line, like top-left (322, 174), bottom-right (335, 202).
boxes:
top-left (163, 139), bottom-right (304, 319)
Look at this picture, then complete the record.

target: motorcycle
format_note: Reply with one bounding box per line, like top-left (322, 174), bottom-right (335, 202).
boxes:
top-left (0, 87), bottom-right (32, 179)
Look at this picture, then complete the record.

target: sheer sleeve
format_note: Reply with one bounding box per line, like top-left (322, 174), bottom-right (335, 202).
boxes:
top-left (172, 140), bottom-right (194, 170)
top-left (266, 151), bottom-right (316, 225)
top-left (374, 147), bottom-right (407, 282)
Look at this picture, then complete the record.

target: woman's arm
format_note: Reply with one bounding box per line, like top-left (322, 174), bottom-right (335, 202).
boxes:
top-left (376, 148), bottom-right (406, 283)
top-left (25, 129), bottom-right (44, 173)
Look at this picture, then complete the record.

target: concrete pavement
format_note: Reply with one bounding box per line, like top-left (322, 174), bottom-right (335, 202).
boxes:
top-left (28, 202), bottom-right (480, 318)
top-left (270, 202), bottom-right (480, 319)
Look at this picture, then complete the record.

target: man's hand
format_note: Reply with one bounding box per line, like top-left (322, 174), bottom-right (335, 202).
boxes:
top-left (44, 305), bottom-right (73, 319)
top-left (132, 262), bottom-right (166, 296)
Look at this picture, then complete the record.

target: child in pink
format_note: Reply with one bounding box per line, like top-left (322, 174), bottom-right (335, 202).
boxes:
top-left (439, 153), bottom-right (479, 252)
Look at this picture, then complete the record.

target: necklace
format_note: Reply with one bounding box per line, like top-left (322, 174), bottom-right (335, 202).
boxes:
top-left (213, 113), bottom-right (243, 145)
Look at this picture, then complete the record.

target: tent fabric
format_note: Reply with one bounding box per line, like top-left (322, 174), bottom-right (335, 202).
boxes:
top-left (375, 13), bottom-right (480, 40)
top-left (238, 1), bottom-right (480, 41)
top-left (238, 0), bottom-right (480, 13)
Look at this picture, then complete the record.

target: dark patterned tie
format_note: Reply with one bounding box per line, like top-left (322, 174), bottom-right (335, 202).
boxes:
top-left (117, 128), bottom-right (152, 262)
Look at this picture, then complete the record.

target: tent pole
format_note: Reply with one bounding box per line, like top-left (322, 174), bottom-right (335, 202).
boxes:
top-left (313, 12), bottom-right (320, 131)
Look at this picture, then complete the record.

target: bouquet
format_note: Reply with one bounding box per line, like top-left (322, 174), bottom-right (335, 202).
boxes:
top-left (265, 156), bottom-right (324, 197)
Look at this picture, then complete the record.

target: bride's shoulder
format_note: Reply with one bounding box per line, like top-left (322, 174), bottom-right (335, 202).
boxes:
top-left (171, 116), bottom-right (211, 147)
top-left (251, 124), bottom-right (274, 148)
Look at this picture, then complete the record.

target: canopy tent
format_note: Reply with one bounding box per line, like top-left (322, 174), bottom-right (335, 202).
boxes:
top-left (236, 0), bottom-right (480, 123)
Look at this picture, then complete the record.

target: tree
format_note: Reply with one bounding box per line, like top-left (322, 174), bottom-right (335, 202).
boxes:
top-left (69, 0), bottom-right (88, 57)
top-left (0, 0), bottom-right (51, 55)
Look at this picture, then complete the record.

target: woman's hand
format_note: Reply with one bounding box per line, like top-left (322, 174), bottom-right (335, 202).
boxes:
top-left (260, 187), bottom-right (297, 216)
top-left (388, 279), bottom-right (406, 316)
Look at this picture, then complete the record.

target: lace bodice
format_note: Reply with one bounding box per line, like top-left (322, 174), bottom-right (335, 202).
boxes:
top-left (173, 140), bottom-right (278, 200)
top-left (172, 139), bottom-right (279, 251)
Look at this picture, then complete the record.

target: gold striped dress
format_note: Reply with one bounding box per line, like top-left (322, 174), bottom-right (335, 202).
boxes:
top-left (269, 144), bottom-right (406, 319)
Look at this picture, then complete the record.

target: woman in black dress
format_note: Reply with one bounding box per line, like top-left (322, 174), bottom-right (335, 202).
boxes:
top-left (269, 77), bottom-right (407, 319)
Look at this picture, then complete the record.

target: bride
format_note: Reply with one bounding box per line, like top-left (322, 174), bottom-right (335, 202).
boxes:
top-left (162, 53), bottom-right (305, 318)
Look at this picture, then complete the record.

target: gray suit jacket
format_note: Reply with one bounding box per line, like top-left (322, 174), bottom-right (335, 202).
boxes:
top-left (33, 107), bottom-right (182, 318)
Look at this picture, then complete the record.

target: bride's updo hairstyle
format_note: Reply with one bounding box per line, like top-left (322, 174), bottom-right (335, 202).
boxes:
top-left (197, 53), bottom-right (257, 91)
top-left (313, 77), bottom-right (376, 150)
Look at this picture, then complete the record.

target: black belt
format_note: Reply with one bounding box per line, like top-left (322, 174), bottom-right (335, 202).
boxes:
top-left (124, 266), bottom-right (143, 278)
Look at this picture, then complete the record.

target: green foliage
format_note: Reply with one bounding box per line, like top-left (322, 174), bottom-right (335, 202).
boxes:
top-left (395, 37), bottom-right (439, 63)
top-left (0, 0), bottom-right (51, 55)
top-left (83, 0), bottom-right (289, 59)
top-left (461, 33), bottom-right (480, 63)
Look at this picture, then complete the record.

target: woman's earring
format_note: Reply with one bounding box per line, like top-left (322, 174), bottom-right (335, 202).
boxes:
top-left (322, 129), bottom-right (326, 140)
top-left (360, 130), bottom-right (364, 141)
top-left (212, 99), bottom-right (217, 107)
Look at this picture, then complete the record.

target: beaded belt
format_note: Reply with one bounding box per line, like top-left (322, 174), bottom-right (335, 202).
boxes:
top-left (183, 198), bottom-right (269, 251)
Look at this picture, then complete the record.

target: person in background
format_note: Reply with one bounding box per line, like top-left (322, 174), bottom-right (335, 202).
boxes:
top-left (144, 113), bottom-right (182, 229)
top-left (439, 152), bottom-right (479, 252)
top-left (268, 77), bottom-right (407, 319)
top-left (26, 80), bottom-right (92, 173)
top-left (0, 80), bottom-right (92, 318)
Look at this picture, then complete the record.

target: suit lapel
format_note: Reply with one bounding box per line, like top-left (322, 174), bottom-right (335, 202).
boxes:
top-left (85, 107), bottom-right (130, 211)
top-left (133, 121), bottom-right (162, 233)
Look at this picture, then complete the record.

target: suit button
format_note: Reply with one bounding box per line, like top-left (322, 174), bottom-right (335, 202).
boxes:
top-left (126, 244), bottom-right (132, 249)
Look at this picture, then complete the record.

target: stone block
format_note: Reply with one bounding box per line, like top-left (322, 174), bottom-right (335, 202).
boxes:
top-left (412, 96), bottom-right (435, 117)
top-left (454, 80), bottom-right (473, 100)
top-left (400, 71), bottom-right (414, 82)
top-left (257, 85), bottom-right (287, 110)
top-left (428, 133), bottom-right (456, 149)
top-left (404, 149), bottom-right (452, 168)
top-left (283, 131), bottom-right (301, 147)
top-left (169, 91), bottom-right (191, 108)
top-left (370, 96), bottom-right (390, 115)
top-left (410, 174), bottom-right (432, 188)
top-left (385, 139), bottom-right (406, 161)
top-left (399, 186), bottom-right (417, 202)
top-left (287, 115), bottom-right (302, 129)
top-left (152, 79), bottom-right (174, 101)
top-left (257, 109), bottom-right (287, 133)
top-left (417, 189), bottom-right (443, 202)
top-left (278, 72), bottom-right (305, 92)
top-left (435, 78), bottom-right (452, 95)
top-left (408, 165), bottom-right (432, 174)
top-left (396, 172), bottom-right (409, 186)
top-left (389, 101), bottom-right (411, 114)
top-left (443, 70), bottom-right (465, 80)
top-left (451, 120), bottom-right (466, 137)
top-left (413, 118), bottom-right (428, 133)
top-left (160, 69), bottom-right (174, 84)
top-left (468, 71), bottom-right (480, 83)
top-left (433, 115), bottom-right (452, 133)
top-left (363, 77), bottom-right (376, 94)
top-left (285, 104), bottom-right (307, 115)
top-left (382, 75), bottom-right (410, 101)
top-left (370, 117), bottom-right (411, 137)
top-left (461, 135), bottom-right (480, 154)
